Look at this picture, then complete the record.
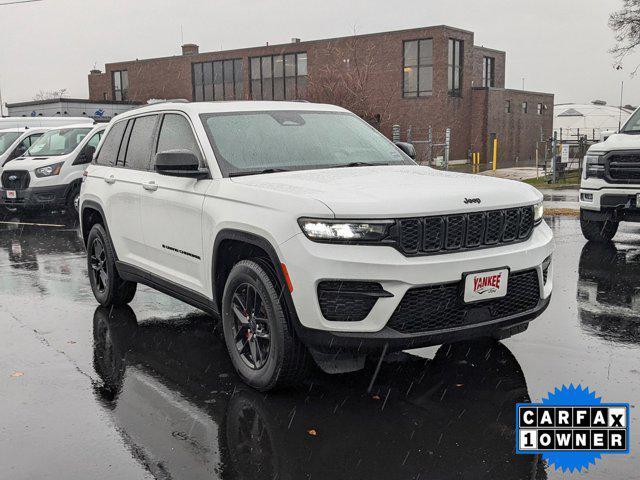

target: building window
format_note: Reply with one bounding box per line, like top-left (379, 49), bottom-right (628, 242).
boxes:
top-left (522, 101), bottom-right (528, 113)
top-left (537, 103), bottom-right (543, 115)
top-left (505, 100), bottom-right (511, 113)
top-left (448, 39), bottom-right (463, 96)
top-left (403, 39), bottom-right (433, 97)
top-left (192, 59), bottom-right (243, 102)
top-left (250, 52), bottom-right (307, 100)
top-left (112, 70), bottom-right (129, 101)
top-left (482, 56), bottom-right (495, 88)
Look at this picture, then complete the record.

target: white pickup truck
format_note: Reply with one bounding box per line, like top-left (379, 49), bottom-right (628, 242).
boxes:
top-left (580, 108), bottom-right (640, 241)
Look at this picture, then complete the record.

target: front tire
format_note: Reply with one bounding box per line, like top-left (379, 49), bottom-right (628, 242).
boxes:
top-left (221, 259), bottom-right (308, 391)
top-left (87, 223), bottom-right (137, 306)
top-left (580, 210), bottom-right (618, 242)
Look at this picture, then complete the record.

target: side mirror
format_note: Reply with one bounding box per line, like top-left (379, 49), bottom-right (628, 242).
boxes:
top-left (73, 145), bottom-right (96, 165)
top-left (83, 145), bottom-right (96, 162)
top-left (395, 141), bottom-right (416, 160)
top-left (8, 145), bottom-right (27, 161)
top-left (155, 150), bottom-right (208, 179)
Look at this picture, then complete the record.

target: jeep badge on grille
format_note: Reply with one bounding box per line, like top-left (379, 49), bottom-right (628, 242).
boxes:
top-left (464, 198), bottom-right (481, 204)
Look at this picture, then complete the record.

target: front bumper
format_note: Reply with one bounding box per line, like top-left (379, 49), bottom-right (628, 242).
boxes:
top-left (580, 185), bottom-right (640, 221)
top-left (0, 185), bottom-right (68, 208)
top-left (279, 221), bottom-right (554, 340)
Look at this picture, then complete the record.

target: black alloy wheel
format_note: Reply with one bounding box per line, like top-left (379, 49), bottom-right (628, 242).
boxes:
top-left (90, 237), bottom-right (108, 293)
top-left (231, 283), bottom-right (271, 370)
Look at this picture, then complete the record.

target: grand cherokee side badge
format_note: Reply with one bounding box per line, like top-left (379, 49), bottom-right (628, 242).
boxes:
top-left (464, 198), bottom-right (481, 204)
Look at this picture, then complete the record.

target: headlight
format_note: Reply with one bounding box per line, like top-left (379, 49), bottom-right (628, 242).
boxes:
top-left (583, 153), bottom-right (605, 179)
top-left (35, 162), bottom-right (64, 178)
top-left (533, 202), bottom-right (544, 223)
top-left (298, 218), bottom-right (393, 242)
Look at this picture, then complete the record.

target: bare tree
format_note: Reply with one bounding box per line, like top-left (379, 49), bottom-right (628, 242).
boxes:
top-left (610, 0), bottom-right (640, 70)
top-left (306, 34), bottom-right (398, 130)
top-left (33, 88), bottom-right (69, 101)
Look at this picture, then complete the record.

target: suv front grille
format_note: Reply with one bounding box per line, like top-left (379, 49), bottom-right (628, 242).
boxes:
top-left (606, 153), bottom-right (640, 183)
top-left (1, 170), bottom-right (30, 190)
top-left (387, 269), bottom-right (540, 334)
top-left (391, 206), bottom-right (535, 256)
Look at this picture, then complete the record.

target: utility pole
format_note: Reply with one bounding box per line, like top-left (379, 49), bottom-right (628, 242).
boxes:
top-left (618, 81), bottom-right (624, 132)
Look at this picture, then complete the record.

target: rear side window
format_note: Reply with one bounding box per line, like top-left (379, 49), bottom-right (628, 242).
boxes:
top-left (95, 121), bottom-right (126, 166)
top-left (155, 114), bottom-right (203, 166)
top-left (123, 115), bottom-right (158, 170)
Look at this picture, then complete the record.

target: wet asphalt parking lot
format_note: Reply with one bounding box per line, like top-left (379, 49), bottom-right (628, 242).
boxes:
top-left (0, 210), bottom-right (639, 480)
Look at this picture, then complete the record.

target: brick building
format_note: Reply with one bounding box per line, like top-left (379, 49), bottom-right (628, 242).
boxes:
top-left (88, 25), bottom-right (553, 165)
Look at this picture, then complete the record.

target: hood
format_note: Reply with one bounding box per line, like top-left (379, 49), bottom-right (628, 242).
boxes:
top-left (230, 165), bottom-right (542, 217)
top-left (590, 132), bottom-right (640, 153)
top-left (2, 157), bottom-right (60, 171)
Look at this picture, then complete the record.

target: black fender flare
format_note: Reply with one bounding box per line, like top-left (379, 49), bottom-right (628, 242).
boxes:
top-left (80, 200), bottom-right (116, 260)
top-left (212, 229), bottom-right (302, 330)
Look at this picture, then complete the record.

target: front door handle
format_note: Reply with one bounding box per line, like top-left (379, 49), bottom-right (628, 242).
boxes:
top-left (104, 175), bottom-right (116, 184)
top-left (143, 181), bottom-right (158, 192)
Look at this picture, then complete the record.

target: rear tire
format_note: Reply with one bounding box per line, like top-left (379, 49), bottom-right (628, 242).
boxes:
top-left (221, 259), bottom-right (308, 391)
top-left (87, 223), bottom-right (136, 306)
top-left (580, 210), bottom-right (618, 242)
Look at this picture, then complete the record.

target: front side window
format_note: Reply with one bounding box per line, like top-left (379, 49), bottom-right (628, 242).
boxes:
top-left (482, 56), bottom-right (495, 87)
top-left (122, 115), bottom-right (158, 170)
top-left (26, 128), bottom-right (92, 157)
top-left (403, 39), bottom-right (433, 97)
top-left (113, 70), bottom-right (129, 101)
top-left (448, 38), bottom-right (463, 96)
top-left (0, 132), bottom-right (22, 155)
top-left (155, 114), bottom-right (202, 166)
top-left (250, 53), bottom-right (307, 100)
top-left (200, 110), bottom-right (413, 177)
top-left (193, 59), bottom-right (243, 102)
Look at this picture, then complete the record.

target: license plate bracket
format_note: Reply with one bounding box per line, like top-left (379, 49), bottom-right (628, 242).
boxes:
top-left (463, 267), bottom-right (509, 303)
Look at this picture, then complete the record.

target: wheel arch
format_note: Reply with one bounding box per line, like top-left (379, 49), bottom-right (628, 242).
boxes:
top-left (80, 200), bottom-right (116, 260)
top-left (212, 229), bottom-right (299, 325)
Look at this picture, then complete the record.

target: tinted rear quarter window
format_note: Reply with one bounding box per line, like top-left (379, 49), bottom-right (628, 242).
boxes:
top-left (95, 121), bottom-right (127, 166)
top-left (124, 115), bottom-right (158, 170)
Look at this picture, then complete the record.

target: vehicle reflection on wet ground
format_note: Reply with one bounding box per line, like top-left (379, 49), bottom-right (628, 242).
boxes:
top-left (1, 210), bottom-right (639, 480)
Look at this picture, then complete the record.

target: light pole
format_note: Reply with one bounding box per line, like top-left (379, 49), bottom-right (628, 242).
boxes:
top-left (0, 0), bottom-right (45, 116)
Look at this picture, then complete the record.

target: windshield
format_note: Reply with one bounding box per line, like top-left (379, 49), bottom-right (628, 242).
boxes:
top-left (200, 111), bottom-right (413, 176)
top-left (0, 132), bottom-right (22, 155)
top-left (622, 108), bottom-right (640, 133)
top-left (25, 128), bottom-right (92, 157)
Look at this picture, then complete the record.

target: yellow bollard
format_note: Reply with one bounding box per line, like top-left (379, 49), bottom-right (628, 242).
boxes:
top-left (492, 139), bottom-right (498, 171)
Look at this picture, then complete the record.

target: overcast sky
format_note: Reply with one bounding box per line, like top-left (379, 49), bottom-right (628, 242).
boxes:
top-left (0, 0), bottom-right (636, 107)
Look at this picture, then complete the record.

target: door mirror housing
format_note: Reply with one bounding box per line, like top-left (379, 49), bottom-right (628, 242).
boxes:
top-left (8, 145), bottom-right (27, 161)
top-left (155, 150), bottom-right (208, 179)
top-left (395, 142), bottom-right (416, 160)
top-left (74, 145), bottom-right (96, 165)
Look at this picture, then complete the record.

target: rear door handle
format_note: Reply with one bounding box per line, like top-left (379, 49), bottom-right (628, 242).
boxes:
top-left (143, 181), bottom-right (158, 192)
top-left (104, 175), bottom-right (116, 184)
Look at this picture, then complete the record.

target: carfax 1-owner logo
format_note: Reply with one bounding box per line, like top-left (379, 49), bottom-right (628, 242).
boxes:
top-left (516, 384), bottom-right (631, 473)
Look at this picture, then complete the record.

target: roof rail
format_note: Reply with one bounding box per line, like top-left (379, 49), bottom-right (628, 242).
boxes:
top-left (130, 99), bottom-right (191, 110)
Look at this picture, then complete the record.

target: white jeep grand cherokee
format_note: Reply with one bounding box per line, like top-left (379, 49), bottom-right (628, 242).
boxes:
top-left (580, 107), bottom-right (640, 241)
top-left (80, 101), bottom-right (553, 391)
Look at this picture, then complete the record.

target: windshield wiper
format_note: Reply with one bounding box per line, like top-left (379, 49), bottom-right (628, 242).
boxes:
top-left (228, 168), bottom-right (291, 177)
top-left (335, 162), bottom-right (388, 168)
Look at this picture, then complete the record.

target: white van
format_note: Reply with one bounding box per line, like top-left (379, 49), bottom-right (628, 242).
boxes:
top-left (0, 123), bottom-right (106, 211)
top-left (0, 117), bottom-right (94, 130)
top-left (0, 127), bottom-right (51, 167)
